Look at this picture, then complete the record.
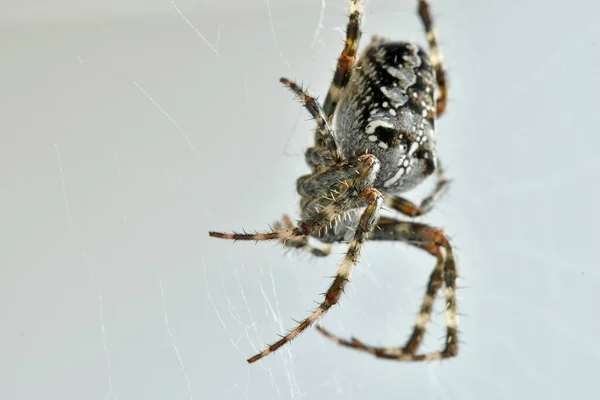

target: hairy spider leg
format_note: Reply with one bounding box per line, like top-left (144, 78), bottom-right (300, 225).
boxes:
top-left (317, 217), bottom-right (458, 361)
top-left (418, 0), bottom-right (448, 117)
top-left (273, 216), bottom-right (332, 257)
top-left (248, 188), bottom-right (383, 363)
top-left (322, 0), bottom-right (364, 119)
top-left (280, 78), bottom-right (345, 163)
top-left (209, 155), bottom-right (378, 242)
top-left (385, 161), bottom-right (451, 217)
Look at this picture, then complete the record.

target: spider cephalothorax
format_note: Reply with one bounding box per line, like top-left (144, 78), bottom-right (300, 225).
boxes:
top-left (210, 0), bottom-right (458, 363)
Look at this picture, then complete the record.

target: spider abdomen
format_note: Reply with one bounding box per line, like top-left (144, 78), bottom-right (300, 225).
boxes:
top-left (335, 38), bottom-right (438, 194)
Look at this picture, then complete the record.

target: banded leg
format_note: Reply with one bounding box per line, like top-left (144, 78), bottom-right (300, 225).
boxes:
top-left (384, 161), bottom-right (450, 217)
top-left (322, 0), bottom-right (364, 118)
top-left (209, 154), bottom-right (379, 243)
top-left (418, 0), bottom-right (448, 117)
top-left (280, 78), bottom-right (344, 163)
top-left (274, 216), bottom-right (332, 257)
top-left (247, 188), bottom-right (383, 363)
top-left (317, 217), bottom-right (458, 361)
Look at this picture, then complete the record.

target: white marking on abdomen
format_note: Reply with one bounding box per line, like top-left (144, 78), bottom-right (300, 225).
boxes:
top-left (365, 120), bottom-right (394, 134)
top-left (383, 167), bottom-right (405, 188)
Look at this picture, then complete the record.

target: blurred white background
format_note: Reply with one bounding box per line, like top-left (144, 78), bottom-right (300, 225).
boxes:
top-left (1, 0), bottom-right (599, 399)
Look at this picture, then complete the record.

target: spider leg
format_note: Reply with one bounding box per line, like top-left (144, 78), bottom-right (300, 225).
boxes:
top-left (317, 217), bottom-right (458, 361)
top-left (274, 216), bottom-right (332, 257)
top-left (417, 0), bottom-right (448, 117)
top-left (247, 188), bottom-right (383, 363)
top-left (280, 78), bottom-right (344, 164)
top-left (322, 0), bottom-right (364, 118)
top-left (208, 191), bottom-right (351, 242)
top-left (209, 154), bottom-right (379, 242)
top-left (384, 161), bottom-right (451, 217)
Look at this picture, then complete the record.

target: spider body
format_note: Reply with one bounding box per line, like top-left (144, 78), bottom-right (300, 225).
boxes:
top-left (210, 0), bottom-right (459, 364)
top-left (298, 39), bottom-right (438, 244)
top-left (330, 39), bottom-right (438, 193)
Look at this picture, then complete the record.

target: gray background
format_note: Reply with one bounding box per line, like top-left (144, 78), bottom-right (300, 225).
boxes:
top-left (1, 0), bottom-right (599, 399)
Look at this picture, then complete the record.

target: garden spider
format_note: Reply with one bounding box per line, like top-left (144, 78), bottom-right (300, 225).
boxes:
top-left (210, 0), bottom-right (458, 363)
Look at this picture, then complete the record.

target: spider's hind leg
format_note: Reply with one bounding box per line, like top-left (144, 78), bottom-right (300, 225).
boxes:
top-left (317, 217), bottom-right (458, 361)
top-left (385, 161), bottom-right (451, 217)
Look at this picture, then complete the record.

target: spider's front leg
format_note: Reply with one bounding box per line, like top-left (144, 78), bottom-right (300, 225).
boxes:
top-left (279, 78), bottom-right (343, 164)
top-left (208, 154), bottom-right (377, 243)
top-left (213, 153), bottom-right (379, 363)
top-left (248, 185), bottom-right (383, 363)
top-left (317, 217), bottom-right (458, 361)
top-left (209, 77), bottom-right (348, 244)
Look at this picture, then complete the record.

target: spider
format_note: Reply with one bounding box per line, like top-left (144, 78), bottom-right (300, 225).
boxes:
top-left (209, 0), bottom-right (458, 363)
